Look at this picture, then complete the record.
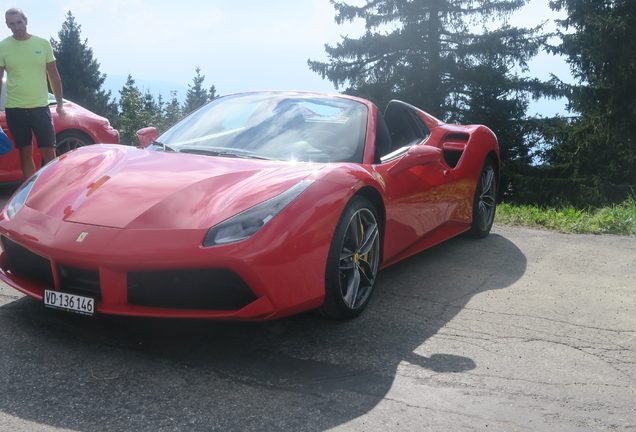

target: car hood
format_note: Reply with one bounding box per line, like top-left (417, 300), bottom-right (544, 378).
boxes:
top-left (25, 145), bottom-right (325, 229)
top-left (53, 101), bottom-right (110, 122)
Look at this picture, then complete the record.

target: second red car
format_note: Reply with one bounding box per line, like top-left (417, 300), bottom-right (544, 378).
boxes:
top-left (0, 88), bottom-right (119, 183)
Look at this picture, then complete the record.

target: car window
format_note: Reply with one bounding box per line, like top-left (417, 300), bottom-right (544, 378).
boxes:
top-left (158, 92), bottom-right (368, 163)
top-left (47, 93), bottom-right (68, 106)
top-left (379, 101), bottom-right (431, 162)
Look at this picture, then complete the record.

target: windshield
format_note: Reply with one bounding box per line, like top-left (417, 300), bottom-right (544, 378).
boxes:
top-left (47, 93), bottom-right (68, 105)
top-left (157, 92), bottom-right (368, 163)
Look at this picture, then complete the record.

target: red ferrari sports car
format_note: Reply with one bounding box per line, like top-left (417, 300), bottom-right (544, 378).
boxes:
top-left (0, 90), bottom-right (120, 183)
top-left (0, 91), bottom-right (498, 321)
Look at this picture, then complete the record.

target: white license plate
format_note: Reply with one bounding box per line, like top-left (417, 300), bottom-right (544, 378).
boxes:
top-left (44, 290), bottom-right (95, 316)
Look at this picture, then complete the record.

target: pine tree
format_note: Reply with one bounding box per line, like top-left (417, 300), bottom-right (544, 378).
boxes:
top-left (183, 67), bottom-right (215, 114)
top-left (163, 91), bottom-right (183, 129)
top-left (51, 11), bottom-right (118, 121)
top-left (143, 89), bottom-right (161, 127)
top-left (541, 0), bottom-right (636, 206)
top-left (309, 0), bottom-right (553, 200)
top-left (118, 74), bottom-right (146, 145)
top-left (312, 1), bottom-right (546, 116)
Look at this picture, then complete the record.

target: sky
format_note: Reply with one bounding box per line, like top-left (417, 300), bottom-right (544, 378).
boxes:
top-left (0, 0), bottom-right (572, 115)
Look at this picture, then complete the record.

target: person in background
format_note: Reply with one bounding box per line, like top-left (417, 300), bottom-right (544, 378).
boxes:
top-left (0, 7), bottom-right (66, 179)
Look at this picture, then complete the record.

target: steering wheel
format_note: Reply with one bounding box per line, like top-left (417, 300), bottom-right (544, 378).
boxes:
top-left (304, 131), bottom-right (340, 151)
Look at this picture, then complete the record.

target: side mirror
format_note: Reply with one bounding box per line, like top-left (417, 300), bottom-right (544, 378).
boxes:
top-left (136, 127), bottom-right (158, 148)
top-left (388, 145), bottom-right (442, 176)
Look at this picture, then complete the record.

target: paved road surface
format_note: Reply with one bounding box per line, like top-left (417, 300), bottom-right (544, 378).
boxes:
top-left (0, 181), bottom-right (634, 431)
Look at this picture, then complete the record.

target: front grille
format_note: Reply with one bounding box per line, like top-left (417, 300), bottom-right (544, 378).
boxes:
top-left (58, 265), bottom-right (102, 300)
top-left (127, 268), bottom-right (257, 310)
top-left (1, 236), bottom-right (55, 286)
top-left (1, 235), bottom-right (256, 311)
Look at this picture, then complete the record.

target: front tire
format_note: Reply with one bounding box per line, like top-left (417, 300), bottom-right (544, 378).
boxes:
top-left (320, 196), bottom-right (381, 319)
top-left (55, 130), bottom-right (95, 156)
top-left (468, 158), bottom-right (497, 238)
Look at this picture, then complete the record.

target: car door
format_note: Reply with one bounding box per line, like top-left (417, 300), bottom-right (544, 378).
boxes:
top-left (373, 101), bottom-right (458, 261)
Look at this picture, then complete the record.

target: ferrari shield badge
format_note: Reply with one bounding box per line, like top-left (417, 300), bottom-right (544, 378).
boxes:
top-left (76, 232), bottom-right (89, 243)
top-left (375, 172), bottom-right (386, 189)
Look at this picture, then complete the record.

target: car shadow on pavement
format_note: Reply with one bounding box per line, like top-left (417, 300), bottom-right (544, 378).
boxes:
top-left (0, 231), bottom-right (526, 431)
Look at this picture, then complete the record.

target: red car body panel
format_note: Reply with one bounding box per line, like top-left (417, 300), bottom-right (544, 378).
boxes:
top-left (0, 100), bottom-right (120, 183)
top-left (0, 92), bottom-right (498, 320)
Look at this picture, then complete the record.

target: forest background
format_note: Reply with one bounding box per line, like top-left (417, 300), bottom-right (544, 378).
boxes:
top-left (48, 0), bottom-right (635, 209)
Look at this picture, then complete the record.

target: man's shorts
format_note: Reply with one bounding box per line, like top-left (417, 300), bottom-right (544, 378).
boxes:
top-left (5, 106), bottom-right (56, 149)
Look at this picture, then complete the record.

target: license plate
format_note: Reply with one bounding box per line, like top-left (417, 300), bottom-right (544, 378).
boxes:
top-left (44, 290), bottom-right (95, 316)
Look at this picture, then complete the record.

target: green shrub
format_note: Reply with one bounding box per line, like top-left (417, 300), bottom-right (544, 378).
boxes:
top-left (495, 197), bottom-right (636, 235)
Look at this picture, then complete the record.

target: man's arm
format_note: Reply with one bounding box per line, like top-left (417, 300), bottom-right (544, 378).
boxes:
top-left (0, 66), bottom-right (4, 103)
top-left (46, 61), bottom-right (66, 120)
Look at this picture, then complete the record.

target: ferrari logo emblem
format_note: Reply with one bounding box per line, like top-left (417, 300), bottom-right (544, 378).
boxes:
top-left (375, 172), bottom-right (386, 188)
top-left (76, 232), bottom-right (88, 243)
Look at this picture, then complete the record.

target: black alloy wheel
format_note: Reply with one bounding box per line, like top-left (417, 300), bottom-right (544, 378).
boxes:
top-left (55, 130), bottom-right (95, 156)
top-left (320, 196), bottom-right (381, 319)
top-left (469, 158), bottom-right (497, 238)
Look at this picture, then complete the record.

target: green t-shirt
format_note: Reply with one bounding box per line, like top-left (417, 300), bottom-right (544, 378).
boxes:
top-left (0, 35), bottom-right (55, 108)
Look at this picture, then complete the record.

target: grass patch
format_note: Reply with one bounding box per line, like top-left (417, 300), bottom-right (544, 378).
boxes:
top-left (495, 197), bottom-right (636, 235)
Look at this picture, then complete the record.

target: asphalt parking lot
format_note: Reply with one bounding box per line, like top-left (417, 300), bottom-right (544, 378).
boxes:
top-left (0, 181), bottom-right (634, 431)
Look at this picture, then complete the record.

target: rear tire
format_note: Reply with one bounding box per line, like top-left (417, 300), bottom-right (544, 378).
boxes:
top-left (319, 196), bottom-right (381, 319)
top-left (468, 158), bottom-right (497, 238)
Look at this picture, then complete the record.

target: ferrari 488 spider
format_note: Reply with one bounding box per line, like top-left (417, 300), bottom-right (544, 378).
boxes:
top-left (0, 91), bottom-right (498, 320)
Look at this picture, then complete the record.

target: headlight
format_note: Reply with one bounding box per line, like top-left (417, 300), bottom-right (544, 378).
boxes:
top-left (6, 158), bottom-right (57, 219)
top-left (204, 180), bottom-right (314, 247)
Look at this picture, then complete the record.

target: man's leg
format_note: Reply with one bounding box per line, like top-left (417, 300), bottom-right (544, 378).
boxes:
top-left (5, 108), bottom-right (36, 180)
top-left (31, 106), bottom-right (57, 174)
top-left (40, 147), bottom-right (56, 165)
top-left (18, 145), bottom-right (36, 179)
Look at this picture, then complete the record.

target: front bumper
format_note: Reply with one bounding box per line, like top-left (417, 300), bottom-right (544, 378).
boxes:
top-left (0, 204), bottom-right (333, 320)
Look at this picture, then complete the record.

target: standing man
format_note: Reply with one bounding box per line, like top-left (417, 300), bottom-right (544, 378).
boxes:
top-left (0, 7), bottom-right (66, 179)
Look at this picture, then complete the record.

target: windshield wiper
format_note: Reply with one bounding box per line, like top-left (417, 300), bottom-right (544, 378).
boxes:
top-left (151, 140), bottom-right (176, 152)
top-left (179, 148), bottom-right (272, 160)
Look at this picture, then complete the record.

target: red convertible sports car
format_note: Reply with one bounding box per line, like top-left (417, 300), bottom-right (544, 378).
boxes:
top-left (0, 89), bottom-right (120, 183)
top-left (0, 91), bottom-right (498, 321)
